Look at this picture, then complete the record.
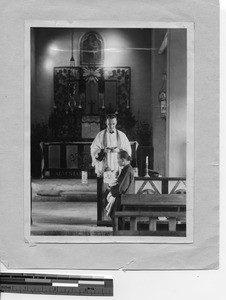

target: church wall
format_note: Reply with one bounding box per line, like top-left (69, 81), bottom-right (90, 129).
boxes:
top-left (31, 28), bottom-right (153, 127)
top-left (167, 29), bottom-right (187, 177)
top-left (151, 29), bottom-right (167, 176)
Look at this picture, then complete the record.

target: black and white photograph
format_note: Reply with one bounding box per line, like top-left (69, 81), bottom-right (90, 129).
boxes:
top-left (26, 23), bottom-right (194, 241)
top-left (0, 0), bottom-right (220, 280)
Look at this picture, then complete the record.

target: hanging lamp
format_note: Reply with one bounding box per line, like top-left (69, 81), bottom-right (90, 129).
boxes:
top-left (70, 29), bottom-right (75, 67)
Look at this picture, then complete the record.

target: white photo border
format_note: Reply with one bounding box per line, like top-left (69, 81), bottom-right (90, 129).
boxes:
top-left (24, 20), bottom-right (194, 244)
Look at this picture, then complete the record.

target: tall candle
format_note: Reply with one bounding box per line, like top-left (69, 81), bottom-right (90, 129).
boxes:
top-left (145, 156), bottom-right (149, 177)
top-left (126, 99), bottom-right (129, 109)
top-left (78, 96), bottom-right (82, 108)
top-left (102, 95), bottom-right (105, 109)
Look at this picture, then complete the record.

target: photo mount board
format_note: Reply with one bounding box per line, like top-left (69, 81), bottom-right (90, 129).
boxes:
top-left (0, 0), bottom-right (219, 270)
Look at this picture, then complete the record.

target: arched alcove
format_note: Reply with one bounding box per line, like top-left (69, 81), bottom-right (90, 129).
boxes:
top-left (80, 31), bottom-right (104, 65)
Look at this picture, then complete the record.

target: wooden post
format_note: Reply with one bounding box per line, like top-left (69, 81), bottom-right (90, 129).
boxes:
top-left (169, 217), bottom-right (177, 231)
top-left (113, 217), bottom-right (118, 236)
top-left (162, 178), bottom-right (169, 194)
top-left (149, 218), bottom-right (157, 231)
top-left (97, 177), bottom-right (103, 223)
top-left (130, 217), bottom-right (137, 231)
top-left (122, 218), bottom-right (125, 230)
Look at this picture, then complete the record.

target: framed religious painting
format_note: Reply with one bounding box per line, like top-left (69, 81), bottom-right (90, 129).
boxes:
top-left (80, 31), bottom-right (104, 65)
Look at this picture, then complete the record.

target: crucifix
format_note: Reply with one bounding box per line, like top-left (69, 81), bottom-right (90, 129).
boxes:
top-left (89, 99), bottom-right (95, 115)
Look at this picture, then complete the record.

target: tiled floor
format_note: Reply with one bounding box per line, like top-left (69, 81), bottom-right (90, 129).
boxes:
top-left (31, 179), bottom-right (113, 236)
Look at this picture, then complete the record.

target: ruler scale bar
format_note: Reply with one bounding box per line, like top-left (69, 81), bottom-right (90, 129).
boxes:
top-left (78, 280), bottom-right (105, 285)
top-left (0, 273), bottom-right (113, 296)
top-left (52, 283), bottom-right (79, 287)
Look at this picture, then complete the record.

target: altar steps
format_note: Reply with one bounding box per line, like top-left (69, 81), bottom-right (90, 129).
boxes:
top-left (31, 200), bottom-right (112, 236)
top-left (32, 179), bottom-right (97, 202)
top-left (33, 193), bottom-right (96, 202)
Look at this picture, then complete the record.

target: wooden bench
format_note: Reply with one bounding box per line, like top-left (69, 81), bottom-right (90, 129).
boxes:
top-left (113, 194), bottom-right (186, 236)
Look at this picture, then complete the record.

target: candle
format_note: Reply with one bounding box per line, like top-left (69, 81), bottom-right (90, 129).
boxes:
top-left (145, 156), bottom-right (150, 177)
top-left (78, 96), bottom-right (82, 108)
top-left (126, 99), bottom-right (129, 109)
top-left (101, 94), bottom-right (105, 109)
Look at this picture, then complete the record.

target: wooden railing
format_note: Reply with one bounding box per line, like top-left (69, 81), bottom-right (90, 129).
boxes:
top-left (97, 176), bottom-right (186, 227)
top-left (135, 177), bottom-right (186, 195)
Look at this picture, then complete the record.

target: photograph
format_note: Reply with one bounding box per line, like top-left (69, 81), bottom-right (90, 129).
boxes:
top-left (0, 0), bottom-right (220, 281)
top-left (27, 24), bottom-right (192, 241)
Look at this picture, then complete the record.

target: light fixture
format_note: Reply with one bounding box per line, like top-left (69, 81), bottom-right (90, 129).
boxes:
top-left (68, 29), bottom-right (76, 112)
top-left (70, 29), bottom-right (75, 67)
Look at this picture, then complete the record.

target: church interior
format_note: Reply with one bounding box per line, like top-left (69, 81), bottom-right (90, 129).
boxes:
top-left (30, 27), bottom-right (187, 236)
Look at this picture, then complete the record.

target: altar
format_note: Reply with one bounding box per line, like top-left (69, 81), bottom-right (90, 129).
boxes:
top-left (40, 141), bottom-right (94, 178)
top-left (40, 141), bottom-right (139, 179)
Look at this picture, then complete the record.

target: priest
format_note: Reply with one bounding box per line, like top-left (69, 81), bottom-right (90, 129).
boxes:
top-left (90, 113), bottom-right (132, 177)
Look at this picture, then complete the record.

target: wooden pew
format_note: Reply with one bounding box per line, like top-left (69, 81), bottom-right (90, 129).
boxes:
top-left (113, 194), bottom-right (186, 236)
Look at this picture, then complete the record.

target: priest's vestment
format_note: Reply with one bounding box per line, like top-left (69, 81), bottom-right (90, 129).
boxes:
top-left (90, 129), bottom-right (131, 176)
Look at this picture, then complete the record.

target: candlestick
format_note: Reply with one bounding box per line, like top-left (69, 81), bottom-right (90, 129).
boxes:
top-left (101, 94), bottom-right (105, 109)
top-left (78, 95), bottom-right (82, 108)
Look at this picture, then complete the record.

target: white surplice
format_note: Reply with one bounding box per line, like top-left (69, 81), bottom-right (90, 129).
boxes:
top-left (90, 129), bottom-right (131, 176)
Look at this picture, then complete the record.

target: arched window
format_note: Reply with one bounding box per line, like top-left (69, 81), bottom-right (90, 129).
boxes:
top-left (80, 31), bottom-right (104, 65)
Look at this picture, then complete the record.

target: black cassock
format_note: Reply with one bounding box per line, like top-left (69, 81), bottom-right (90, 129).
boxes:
top-left (109, 164), bottom-right (135, 219)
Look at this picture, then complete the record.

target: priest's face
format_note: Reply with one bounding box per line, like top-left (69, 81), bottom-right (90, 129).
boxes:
top-left (106, 118), bottom-right (117, 133)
